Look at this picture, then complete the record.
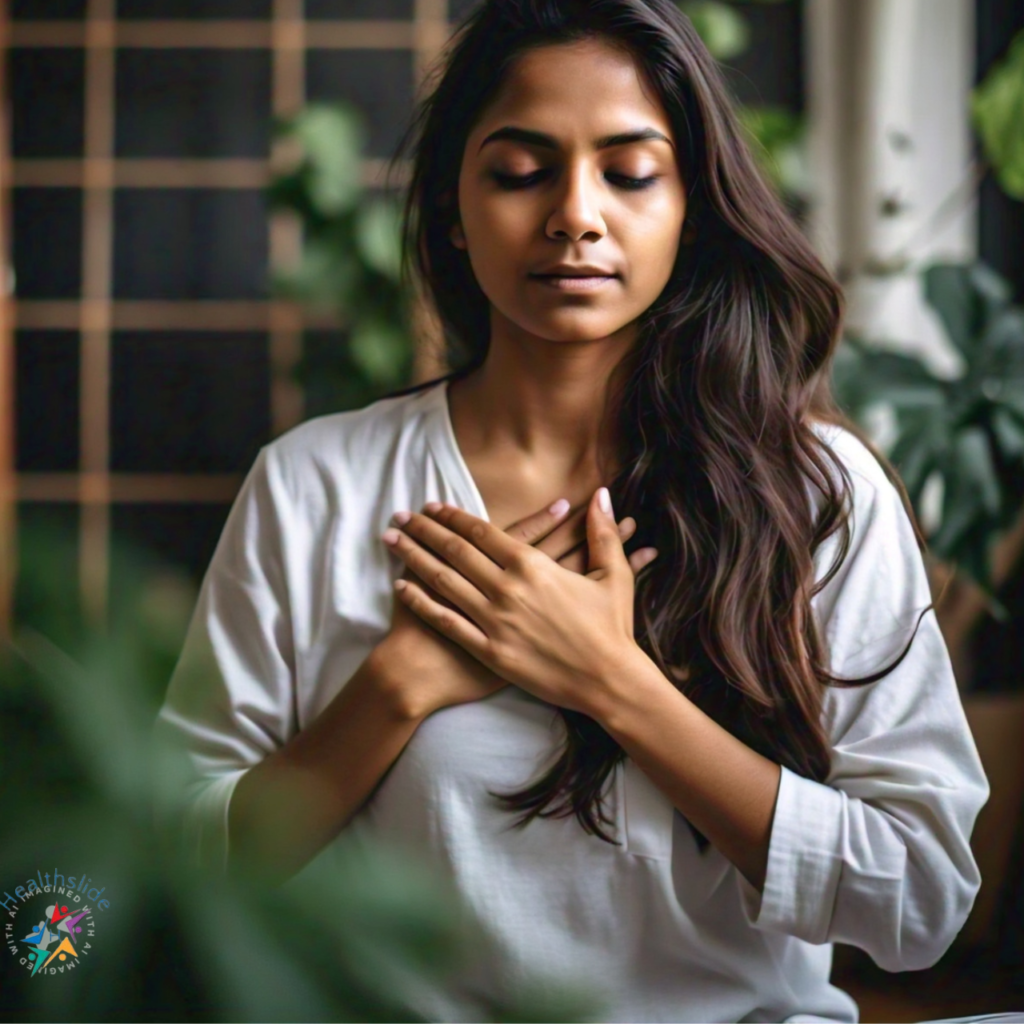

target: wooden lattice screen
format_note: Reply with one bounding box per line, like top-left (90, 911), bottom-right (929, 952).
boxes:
top-left (3, 0), bottom-right (460, 624)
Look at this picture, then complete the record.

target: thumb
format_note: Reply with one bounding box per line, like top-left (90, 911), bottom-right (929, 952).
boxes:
top-left (586, 487), bottom-right (629, 578)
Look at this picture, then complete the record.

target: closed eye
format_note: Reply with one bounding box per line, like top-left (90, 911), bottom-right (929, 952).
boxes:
top-left (490, 170), bottom-right (659, 192)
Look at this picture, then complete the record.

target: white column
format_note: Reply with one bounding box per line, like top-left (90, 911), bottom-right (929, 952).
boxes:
top-left (805, 0), bottom-right (976, 379)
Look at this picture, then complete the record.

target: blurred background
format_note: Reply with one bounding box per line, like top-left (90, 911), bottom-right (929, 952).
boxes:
top-left (0, 0), bottom-right (1022, 1020)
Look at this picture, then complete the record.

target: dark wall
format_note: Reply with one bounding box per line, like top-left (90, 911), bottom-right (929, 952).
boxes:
top-left (9, 1), bottom-right (416, 584)
top-left (976, 0), bottom-right (1024, 302)
top-left (970, 1), bottom-right (1024, 693)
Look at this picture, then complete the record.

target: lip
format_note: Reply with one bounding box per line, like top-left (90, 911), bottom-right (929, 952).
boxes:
top-left (531, 263), bottom-right (618, 276)
top-left (530, 275), bottom-right (617, 292)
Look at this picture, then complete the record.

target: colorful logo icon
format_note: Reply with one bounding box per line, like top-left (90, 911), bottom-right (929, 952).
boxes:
top-left (20, 902), bottom-right (92, 977)
top-left (3, 872), bottom-right (105, 978)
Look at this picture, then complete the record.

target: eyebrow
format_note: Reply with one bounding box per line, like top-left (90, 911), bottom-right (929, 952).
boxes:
top-left (477, 125), bottom-right (674, 154)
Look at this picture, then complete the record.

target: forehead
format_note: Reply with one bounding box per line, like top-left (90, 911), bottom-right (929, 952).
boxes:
top-left (469, 36), bottom-right (674, 144)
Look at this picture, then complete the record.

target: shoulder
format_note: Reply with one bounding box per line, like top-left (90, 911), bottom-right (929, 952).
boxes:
top-left (806, 418), bottom-right (919, 548)
top-left (254, 383), bottom-right (442, 507)
top-left (809, 419), bottom-right (891, 503)
top-left (210, 382), bottom-right (445, 594)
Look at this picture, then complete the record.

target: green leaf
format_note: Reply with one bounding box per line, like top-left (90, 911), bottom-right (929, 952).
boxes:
top-left (924, 263), bottom-right (977, 355)
top-left (272, 235), bottom-right (361, 310)
top-left (980, 309), bottom-right (1024, 379)
top-left (349, 314), bottom-right (412, 385)
top-left (889, 413), bottom-right (942, 502)
top-left (991, 406), bottom-right (1024, 459)
top-left (355, 196), bottom-right (404, 281)
top-left (278, 102), bottom-right (367, 216)
top-left (737, 105), bottom-right (806, 196)
top-left (849, 353), bottom-right (945, 411)
top-left (931, 427), bottom-right (1001, 553)
top-left (971, 28), bottom-right (1024, 201)
top-left (959, 426), bottom-right (1002, 516)
top-left (998, 385), bottom-right (1024, 419)
top-left (969, 260), bottom-right (1014, 311)
top-left (946, 522), bottom-right (1006, 616)
top-left (680, 1), bottom-right (751, 60)
top-left (924, 262), bottom-right (1015, 381)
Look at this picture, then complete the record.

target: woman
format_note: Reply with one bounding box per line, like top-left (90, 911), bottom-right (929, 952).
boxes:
top-left (156, 1), bottom-right (990, 1020)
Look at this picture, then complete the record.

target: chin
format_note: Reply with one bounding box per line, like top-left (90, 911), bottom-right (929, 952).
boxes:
top-left (524, 311), bottom-right (631, 338)
top-left (528, 326), bottom-right (625, 345)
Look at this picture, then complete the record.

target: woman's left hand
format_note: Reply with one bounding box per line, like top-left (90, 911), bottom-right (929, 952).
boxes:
top-left (381, 487), bottom-right (646, 716)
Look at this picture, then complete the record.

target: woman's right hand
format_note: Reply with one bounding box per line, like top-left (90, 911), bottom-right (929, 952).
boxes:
top-left (370, 500), bottom-right (658, 721)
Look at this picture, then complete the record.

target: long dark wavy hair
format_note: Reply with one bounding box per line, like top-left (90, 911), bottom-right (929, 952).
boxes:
top-left (381, 0), bottom-right (932, 846)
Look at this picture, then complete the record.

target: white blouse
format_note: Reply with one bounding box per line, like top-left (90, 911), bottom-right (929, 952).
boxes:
top-left (155, 378), bottom-right (990, 1024)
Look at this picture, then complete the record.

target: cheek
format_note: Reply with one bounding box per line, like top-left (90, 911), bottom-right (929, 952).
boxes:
top-left (641, 190), bottom-right (686, 244)
top-left (461, 204), bottom-right (534, 294)
top-left (624, 201), bottom-right (685, 279)
top-left (469, 199), bottom-right (533, 251)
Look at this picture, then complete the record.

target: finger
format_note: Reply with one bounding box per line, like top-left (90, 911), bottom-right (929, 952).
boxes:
top-left (383, 518), bottom-right (494, 615)
top-left (535, 504), bottom-right (588, 562)
top-left (399, 507), bottom-right (508, 597)
top-left (554, 516), bottom-right (635, 574)
top-left (559, 528), bottom-right (649, 577)
top-left (400, 563), bottom-right (459, 612)
top-left (584, 487), bottom-right (630, 578)
top-left (627, 546), bottom-right (659, 575)
top-left (499, 497), bottom-right (573, 547)
top-left (393, 576), bottom-right (493, 661)
top-left (419, 504), bottom-right (530, 575)
top-left (555, 514), bottom-right (634, 560)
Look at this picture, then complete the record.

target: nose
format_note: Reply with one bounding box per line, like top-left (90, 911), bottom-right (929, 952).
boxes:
top-left (545, 163), bottom-right (608, 242)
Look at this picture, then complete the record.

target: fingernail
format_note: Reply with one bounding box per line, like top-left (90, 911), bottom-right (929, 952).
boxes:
top-left (548, 498), bottom-right (570, 517)
top-left (382, 528), bottom-right (401, 545)
top-left (598, 487), bottom-right (613, 516)
top-left (391, 510), bottom-right (412, 525)
top-left (423, 501), bottom-right (442, 514)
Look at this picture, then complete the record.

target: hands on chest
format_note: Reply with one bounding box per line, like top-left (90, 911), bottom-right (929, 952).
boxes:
top-left (371, 491), bottom-right (659, 721)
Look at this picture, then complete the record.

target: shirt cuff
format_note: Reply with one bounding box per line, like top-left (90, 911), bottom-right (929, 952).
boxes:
top-left (738, 765), bottom-right (846, 944)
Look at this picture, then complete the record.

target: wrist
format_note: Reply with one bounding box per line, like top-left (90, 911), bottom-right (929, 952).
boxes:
top-left (364, 641), bottom-right (432, 723)
top-left (588, 643), bottom-right (674, 729)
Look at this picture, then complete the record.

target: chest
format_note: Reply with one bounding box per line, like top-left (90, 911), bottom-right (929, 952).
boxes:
top-left (462, 452), bottom-right (607, 533)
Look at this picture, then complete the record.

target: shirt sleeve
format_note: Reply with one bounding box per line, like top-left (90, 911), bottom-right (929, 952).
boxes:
top-left (153, 443), bottom-right (299, 874)
top-left (738, 435), bottom-right (991, 971)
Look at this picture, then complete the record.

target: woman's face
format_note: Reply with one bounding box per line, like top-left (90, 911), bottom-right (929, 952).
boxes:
top-left (451, 35), bottom-right (689, 346)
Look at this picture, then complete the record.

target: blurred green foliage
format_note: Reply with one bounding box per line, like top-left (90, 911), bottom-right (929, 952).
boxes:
top-left (678, 0), bottom-right (808, 203)
top-left (831, 28), bottom-right (1024, 618)
top-left (681, 0), bottom-right (752, 60)
top-left (832, 263), bottom-right (1024, 614)
top-left (267, 102), bottom-right (416, 415)
top-left (0, 526), bottom-right (602, 1022)
top-left (971, 27), bottom-right (1024, 201)
top-left (736, 105), bottom-right (806, 198)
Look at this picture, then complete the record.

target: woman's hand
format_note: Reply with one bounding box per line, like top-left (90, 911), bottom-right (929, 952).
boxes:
top-left (382, 487), bottom-right (650, 717)
top-left (372, 497), bottom-right (657, 720)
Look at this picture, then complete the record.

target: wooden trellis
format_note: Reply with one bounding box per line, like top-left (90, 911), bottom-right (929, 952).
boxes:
top-left (1, 0), bottom-right (454, 625)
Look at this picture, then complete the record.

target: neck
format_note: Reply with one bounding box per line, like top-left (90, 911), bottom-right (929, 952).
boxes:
top-left (449, 322), bottom-right (637, 483)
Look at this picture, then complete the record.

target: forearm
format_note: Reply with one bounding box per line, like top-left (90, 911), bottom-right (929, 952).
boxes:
top-left (227, 648), bottom-right (425, 884)
top-left (592, 648), bottom-right (781, 891)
